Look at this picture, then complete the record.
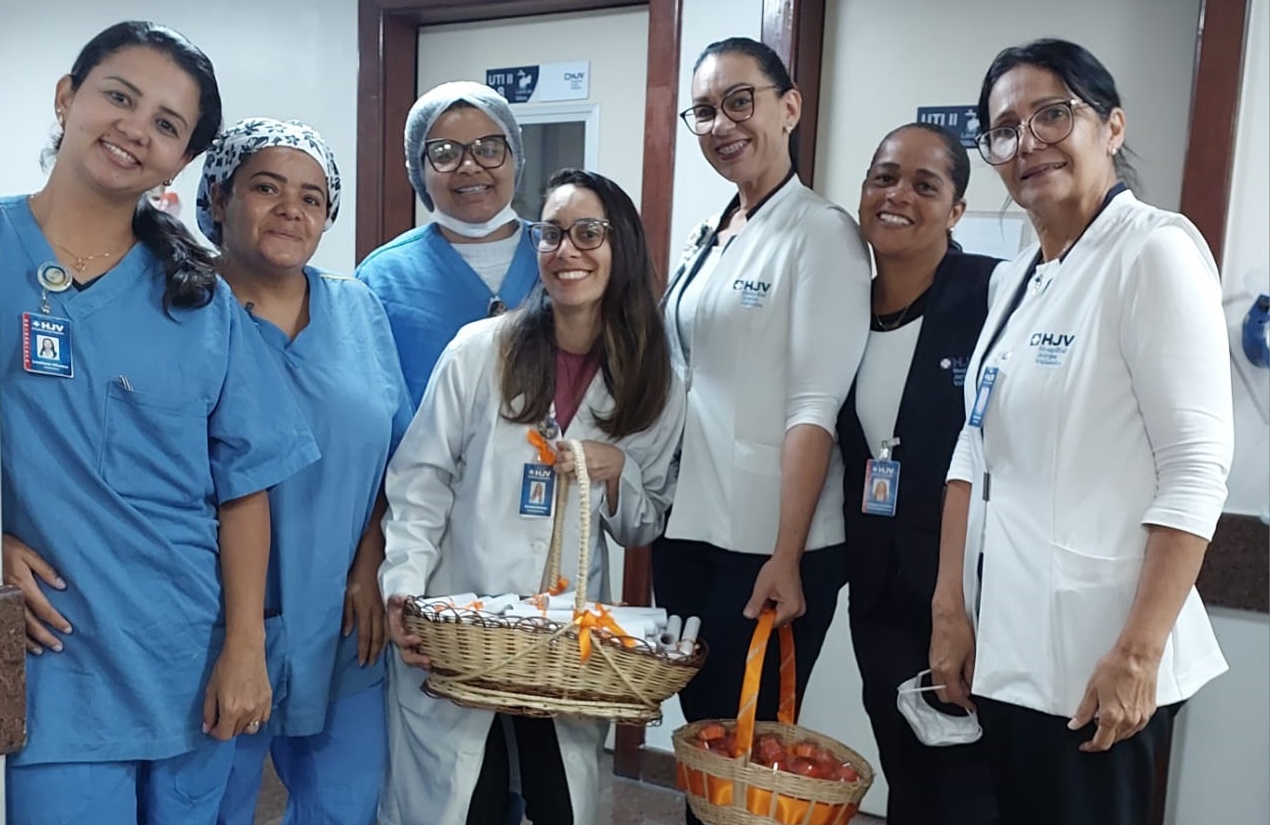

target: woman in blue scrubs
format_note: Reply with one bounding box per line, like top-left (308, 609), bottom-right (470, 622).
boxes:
top-left (198, 119), bottom-right (413, 825)
top-left (0, 21), bottom-right (317, 825)
top-left (357, 81), bottom-right (539, 404)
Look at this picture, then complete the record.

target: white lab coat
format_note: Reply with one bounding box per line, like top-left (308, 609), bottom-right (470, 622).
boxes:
top-left (946, 191), bottom-right (1233, 718)
top-left (377, 316), bottom-right (685, 825)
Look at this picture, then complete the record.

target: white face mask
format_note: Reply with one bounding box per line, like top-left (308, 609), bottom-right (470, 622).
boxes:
top-left (430, 204), bottom-right (520, 239)
top-left (895, 669), bottom-right (983, 747)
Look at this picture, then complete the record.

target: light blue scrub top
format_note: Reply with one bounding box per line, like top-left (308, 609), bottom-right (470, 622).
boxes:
top-left (0, 195), bottom-right (319, 765)
top-left (356, 221), bottom-right (539, 405)
top-left (245, 268), bottom-right (413, 736)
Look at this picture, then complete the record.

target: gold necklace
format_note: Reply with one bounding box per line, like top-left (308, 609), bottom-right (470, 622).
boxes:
top-left (874, 302), bottom-right (914, 331)
top-left (48, 239), bottom-right (120, 273)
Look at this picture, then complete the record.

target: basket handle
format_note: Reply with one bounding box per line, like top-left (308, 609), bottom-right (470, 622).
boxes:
top-left (537, 439), bottom-right (591, 614)
top-left (733, 609), bottom-right (797, 758)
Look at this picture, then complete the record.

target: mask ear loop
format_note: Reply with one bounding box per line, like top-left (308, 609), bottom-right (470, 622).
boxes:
top-left (895, 669), bottom-right (948, 695)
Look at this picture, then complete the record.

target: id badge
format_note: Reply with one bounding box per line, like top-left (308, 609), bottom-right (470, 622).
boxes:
top-left (862, 459), bottom-right (900, 517)
top-left (519, 463), bottom-right (556, 518)
top-left (22, 312), bottom-right (73, 378)
top-left (968, 366), bottom-right (999, 429)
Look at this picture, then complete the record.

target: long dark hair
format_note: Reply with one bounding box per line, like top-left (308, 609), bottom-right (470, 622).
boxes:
top-left (977, 38), bottom-right (1140, 191)
top-left (693, 37), bottom-right (800, 175)
top-left (55, 21), bottom-right (223, 310)
top-left (500, 169), bottom-right (672, 439)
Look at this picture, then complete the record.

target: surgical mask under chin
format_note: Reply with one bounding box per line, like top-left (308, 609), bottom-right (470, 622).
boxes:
top-left (429, 203), bottom-right (520, 239)
top-left (896, 669), bottom-right (983, 747)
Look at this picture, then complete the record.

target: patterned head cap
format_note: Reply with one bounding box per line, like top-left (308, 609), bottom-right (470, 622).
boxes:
top-left (196, 117), bottom-right (341, 245)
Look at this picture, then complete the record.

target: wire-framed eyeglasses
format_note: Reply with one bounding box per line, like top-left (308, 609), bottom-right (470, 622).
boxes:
top-left (422, 134), bottom-right (509, 172)
top-left (528, 219), bottom-right (612, 253)
top-left (976, 99), bottom-right (1084, 165)
top-left (679, 85), bottom-right (780, 135)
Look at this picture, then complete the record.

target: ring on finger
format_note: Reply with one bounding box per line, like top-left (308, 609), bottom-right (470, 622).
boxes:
top-left (246, 719), bottom-right (262, 731)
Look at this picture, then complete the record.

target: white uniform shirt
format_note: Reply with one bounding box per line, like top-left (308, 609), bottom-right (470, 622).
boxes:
top-left (947, 191), bottom-right (1232, 716)
top-left (855, 317), bottom-right (924, 458)
top-left (451, 224), bottom-right (521, 295)
top-left (663, 177), bottom-right (872, 554)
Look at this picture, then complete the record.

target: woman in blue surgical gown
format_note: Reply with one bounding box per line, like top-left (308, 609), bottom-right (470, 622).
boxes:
top-left (199, 118), bottom-right (414, 825)
top-left (0, 21), bottom-right (317, 825)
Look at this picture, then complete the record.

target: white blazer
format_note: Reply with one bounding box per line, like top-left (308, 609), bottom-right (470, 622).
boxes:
top-left (377, 317), bottom-right (686, 825)
top-left (947, 191), bottom-right (1233, 717)
top-left (663, 176), bottom-right (871, 554)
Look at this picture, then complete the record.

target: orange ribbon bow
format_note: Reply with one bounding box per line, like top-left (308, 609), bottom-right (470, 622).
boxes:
top-left (527, 430), bottom-right (557, 465)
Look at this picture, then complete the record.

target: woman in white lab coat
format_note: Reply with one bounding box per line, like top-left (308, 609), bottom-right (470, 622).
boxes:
top-left (379, 168), bottom-right (685, 825)
top-left (929, 39), bottom-right (1233, 825)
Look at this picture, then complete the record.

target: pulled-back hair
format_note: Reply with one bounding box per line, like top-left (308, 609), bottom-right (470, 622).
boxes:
top-left (55, 21), bottom-right (223, 310)
top-left (693, 37), bottom-right (800, 174)
top-left (977, 38), bottom-right (1140, 191)
top-left (500, 169), bottom-right (672, 438)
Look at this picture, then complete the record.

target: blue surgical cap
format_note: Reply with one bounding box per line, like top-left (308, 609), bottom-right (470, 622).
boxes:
top-left (404, 81), bottom-right (524, 212)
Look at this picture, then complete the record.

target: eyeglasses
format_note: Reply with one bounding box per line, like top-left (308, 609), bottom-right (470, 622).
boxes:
top-left (422, 134), bottom-right (509, 172)
top-left (976, 99), bottom-right (1084, 165)
top-left (679, 85), bottom-right (780, 135)
top-left (529, 219), bottom-right (612, 253)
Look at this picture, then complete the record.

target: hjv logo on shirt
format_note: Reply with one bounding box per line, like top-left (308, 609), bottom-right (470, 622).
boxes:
top-left (733, 279), bottom-right (771, 309)
top-left (1029, 332), bottom-right (1076, 367)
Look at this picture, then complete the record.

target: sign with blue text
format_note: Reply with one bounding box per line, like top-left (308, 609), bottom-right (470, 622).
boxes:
top-left (486, 61), bottom-right (590, 103)
top-left (916, 106), bottom-right (980, 149)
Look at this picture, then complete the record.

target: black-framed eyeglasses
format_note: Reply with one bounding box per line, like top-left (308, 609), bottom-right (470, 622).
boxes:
top-left (422, 134), bottom-right (509, 172)
top-left (976, 99), bottom-right (1084, 165)
top-left (679, 84), bottom-right (780, 135)
top-left (528, 219), bottom-right (612, 253)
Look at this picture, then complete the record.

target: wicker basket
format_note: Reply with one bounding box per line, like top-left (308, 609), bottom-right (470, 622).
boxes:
top-left (672, 611), bottom-right (874, 825)
top-left (402, 439), bottom-right (705, 724)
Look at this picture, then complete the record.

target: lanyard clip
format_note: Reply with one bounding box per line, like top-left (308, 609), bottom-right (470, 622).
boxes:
top-left (879, 437), bottom-right (900, 462)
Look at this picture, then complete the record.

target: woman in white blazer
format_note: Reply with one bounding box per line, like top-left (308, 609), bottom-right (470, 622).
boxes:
top-left (929, 39), bottom-right (1233, 825)
top-left (652, 39), bottom-right (871, 825)
top-left (378, 169), bottom-right (685, 825)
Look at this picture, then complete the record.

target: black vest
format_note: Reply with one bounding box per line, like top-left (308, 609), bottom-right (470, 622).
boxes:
top-left (837, 249), bottom-right (998, 615)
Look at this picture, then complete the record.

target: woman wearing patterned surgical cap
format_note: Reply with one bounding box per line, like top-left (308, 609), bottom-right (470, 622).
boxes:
top-left (356, 80), bottom-right (539, 407)
top-left (198, 117), bottom-right (415, 825)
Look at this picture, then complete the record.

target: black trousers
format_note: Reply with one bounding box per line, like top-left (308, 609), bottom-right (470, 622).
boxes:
top-left (466, 715), bottom-right (573, 825)
top-left (976, 696), bottom-right (1180, 825)
top-left (848, 562), bottom-right (999, 825)
top-left (651, 537), bottom-right (848, 825)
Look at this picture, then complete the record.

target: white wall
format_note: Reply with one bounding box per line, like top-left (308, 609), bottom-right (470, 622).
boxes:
top-left (0, 0), bottom-right (360, 275)
top-left (667, 0), bottom-right (765, 276)
top-left (416, 6), bottom-right (649, 222)
top-left (1218, 0), bottom-right (1270, 520)
top-left (815, 0), bottom-right (1201, 219)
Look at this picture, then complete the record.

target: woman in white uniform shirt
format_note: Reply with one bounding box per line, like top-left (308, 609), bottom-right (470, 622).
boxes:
top-left (653, 39), bottom-right (870, 825)
top-left (930, 39), bottom-right (1233, 825)
top-left (379, 169), bottom-right (684, 825)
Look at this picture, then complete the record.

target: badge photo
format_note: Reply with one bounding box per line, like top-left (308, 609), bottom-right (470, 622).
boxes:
top-left (519, 462), bottom-right (556, 518)
top-left (22, 311), bottom-right (74, 378)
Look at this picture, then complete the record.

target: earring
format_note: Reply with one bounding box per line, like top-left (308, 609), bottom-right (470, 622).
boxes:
top-left (56, 108), bottom-right (64, 125)
top-left (163, 179), bottom-right (173, 186)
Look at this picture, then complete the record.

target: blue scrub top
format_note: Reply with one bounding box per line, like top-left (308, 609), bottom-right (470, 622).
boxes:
top-left (0, 195), bottom-right (319, 765)
top-left (356, 221), bottom-right (539, 405)
top-left (245, 268), bottom-right (413, 737)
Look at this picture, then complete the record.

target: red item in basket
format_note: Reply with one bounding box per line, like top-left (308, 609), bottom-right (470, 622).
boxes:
top-left (752, 733), bottom-right (784, 766)
top-left (837, 762), bottom-right (860, 783)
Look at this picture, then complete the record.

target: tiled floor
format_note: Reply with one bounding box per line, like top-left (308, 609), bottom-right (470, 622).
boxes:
top-left (254, 754), bottom-right (885, 824)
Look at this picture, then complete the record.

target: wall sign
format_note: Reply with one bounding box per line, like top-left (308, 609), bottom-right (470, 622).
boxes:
top-left (916, 106), bottom-right (980, 149)
top-left (486, 61), bottom-right (590, 103)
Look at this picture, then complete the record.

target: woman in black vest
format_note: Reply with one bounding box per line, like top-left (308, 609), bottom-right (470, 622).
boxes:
top-left (837, 123), bottom-right (1001, 825)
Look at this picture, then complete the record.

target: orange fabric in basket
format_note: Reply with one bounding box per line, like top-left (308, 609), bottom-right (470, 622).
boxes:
top-left (572, 605), bottom-right (629, 662)
top-left (677, 766), bottom-right (856, 825)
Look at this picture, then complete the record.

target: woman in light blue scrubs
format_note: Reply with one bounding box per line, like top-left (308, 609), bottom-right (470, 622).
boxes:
top-left (0, 21), bottom-right (318, 825)
top-left (357, 81), bottom-right (539, 405)
top-left (197, 118), bottom-right (413, 825)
